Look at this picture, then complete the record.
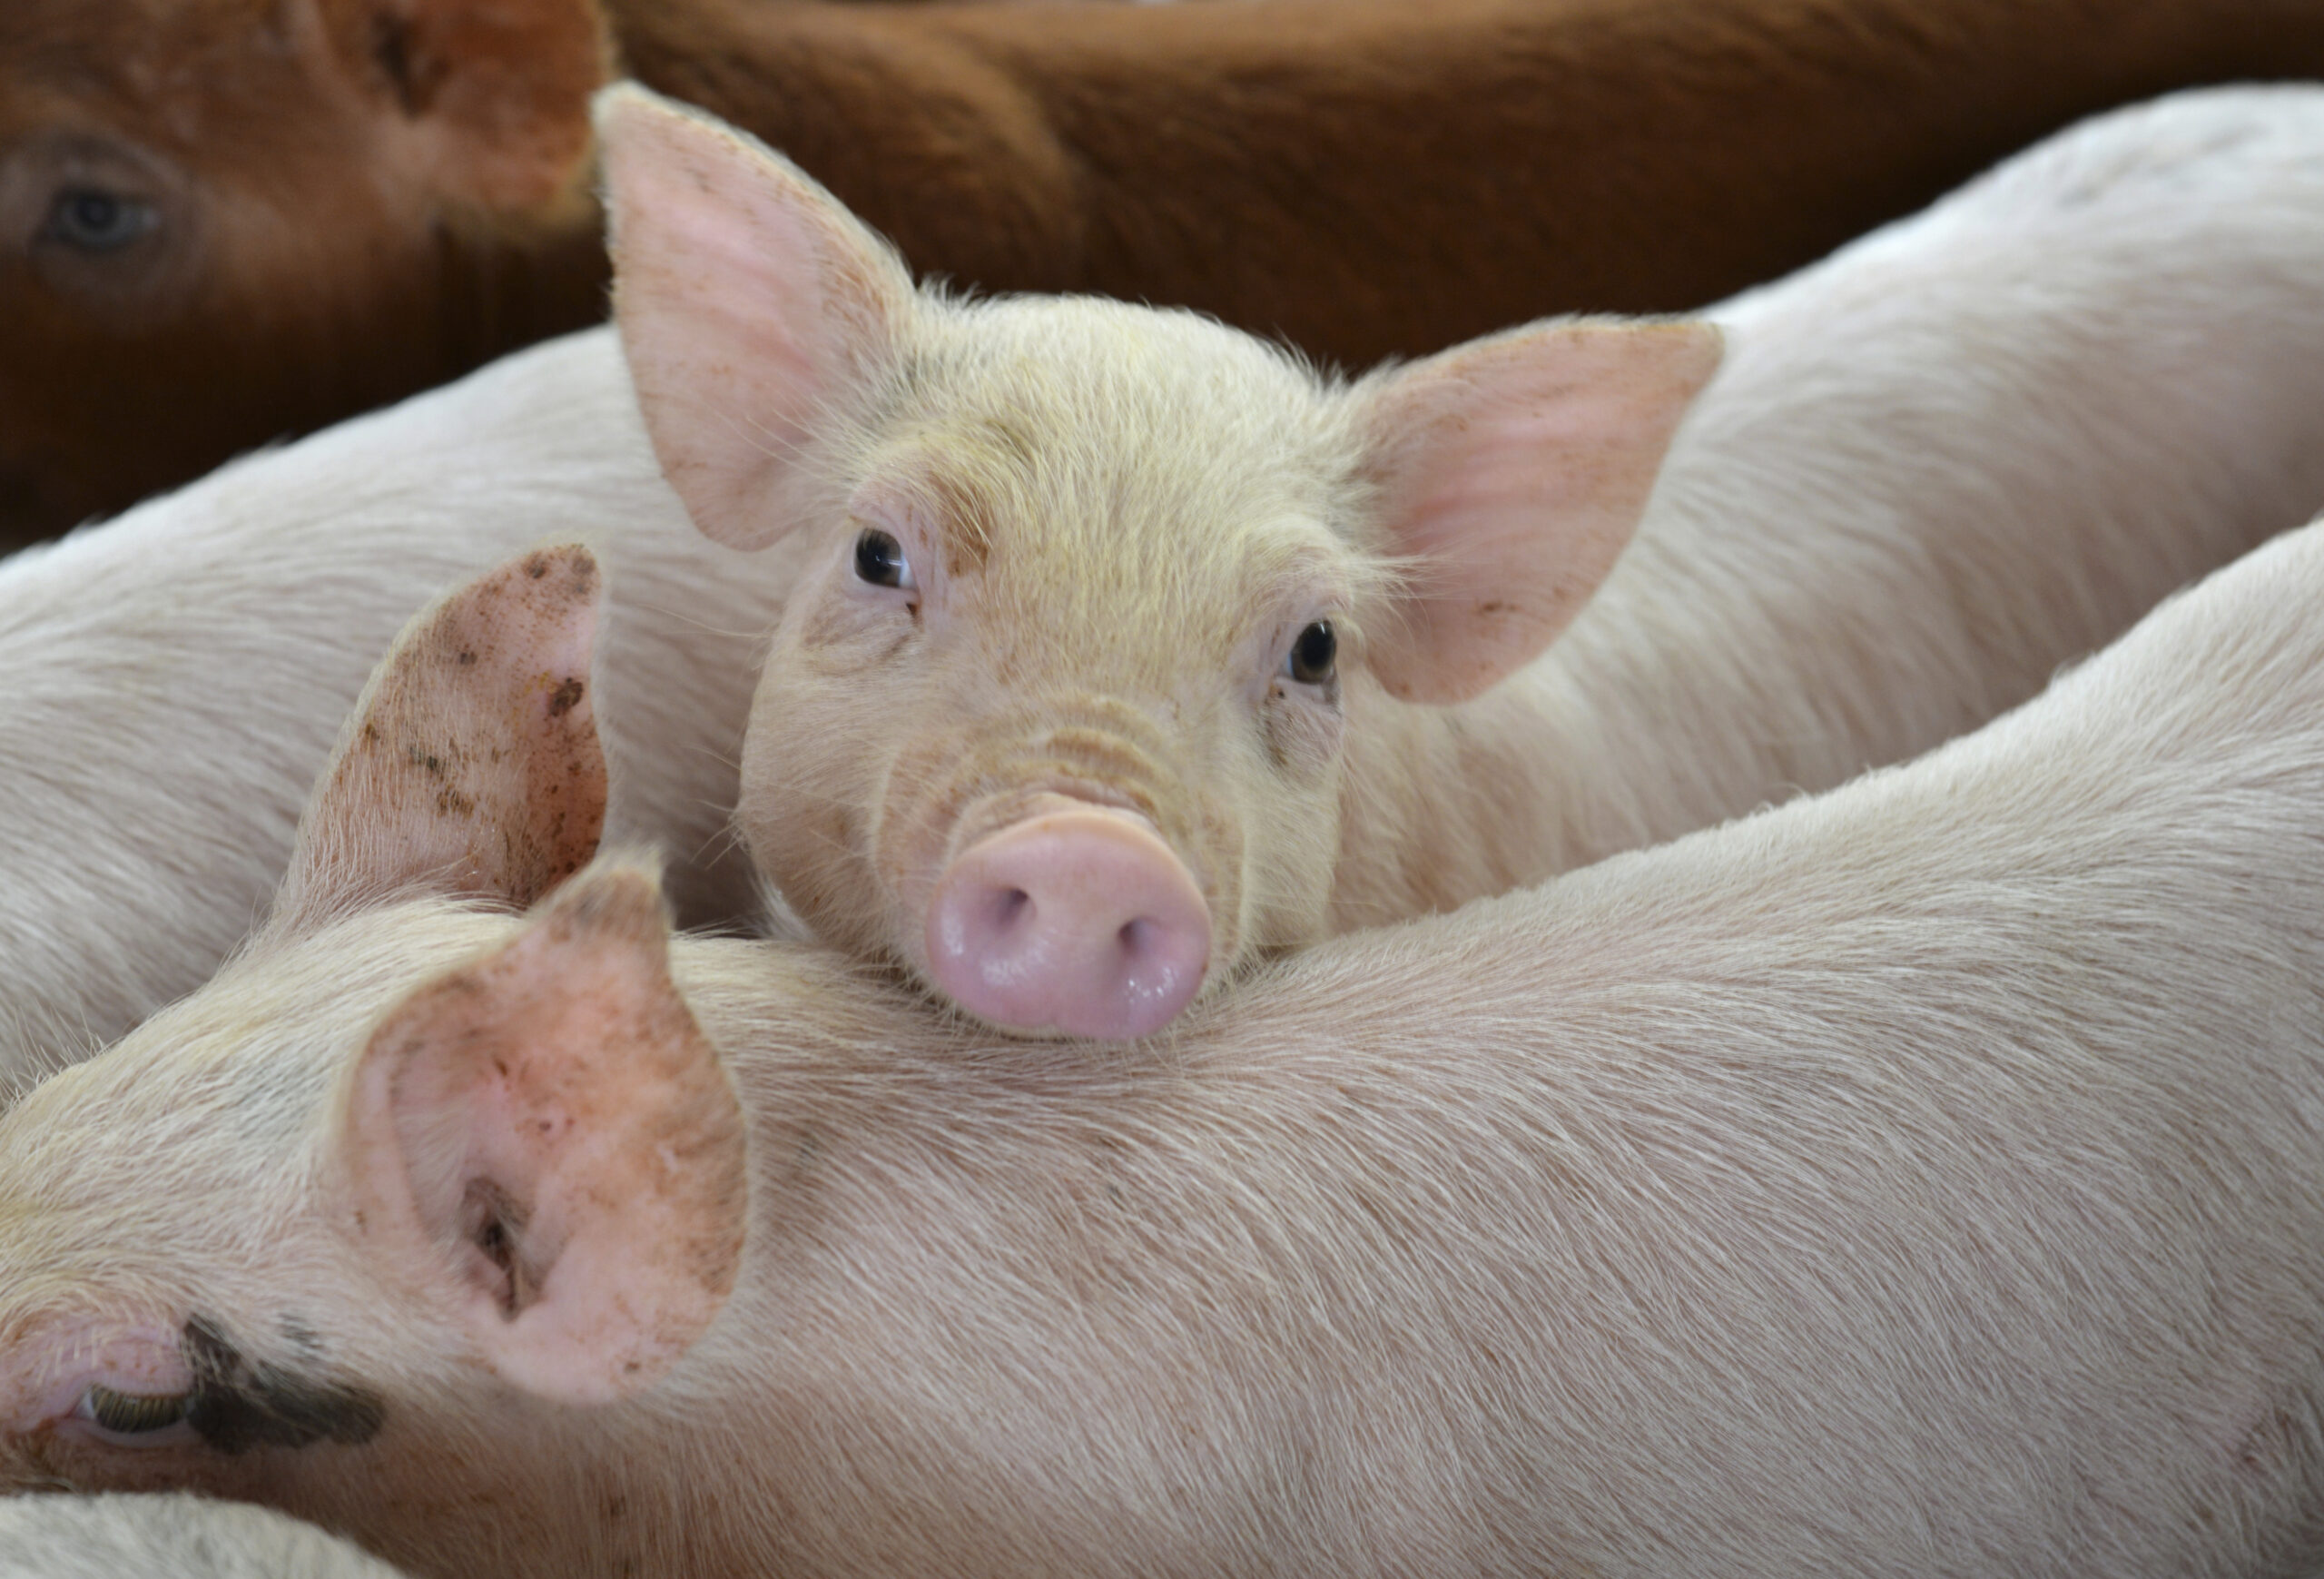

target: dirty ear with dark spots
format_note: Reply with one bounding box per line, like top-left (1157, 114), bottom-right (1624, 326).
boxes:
top-left (316, 0), bottom-right (610, 213)
top-left (339, 858), bottom-right (749, 1404)
top-left (271, 544), bottom-right (607, 934)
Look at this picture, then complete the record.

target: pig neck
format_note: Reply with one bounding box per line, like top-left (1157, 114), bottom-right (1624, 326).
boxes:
top-left (1331, 472), bottom-right (2073, 929)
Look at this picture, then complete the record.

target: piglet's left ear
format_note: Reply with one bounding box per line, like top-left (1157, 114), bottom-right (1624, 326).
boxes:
top-left (270, 544), bottom-right (607, 936)
top-left (1355, 319), bottom-right (1721, 705)
top-left (340, 859), bottom-right (748, 1405)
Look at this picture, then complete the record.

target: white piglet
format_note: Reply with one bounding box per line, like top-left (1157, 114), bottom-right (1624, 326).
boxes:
top-left (5, 523), bottom-right (2324, 1576)
top-left (606, 84), bottom-right (2324, 1039)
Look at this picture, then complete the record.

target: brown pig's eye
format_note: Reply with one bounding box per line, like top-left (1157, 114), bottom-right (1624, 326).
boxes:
top-left (39, 187), bottom-right (160, 254)
top-left (1286, 621), bottom-right (1336, 686)
top-left (852, 528), bottom-right (917, 591)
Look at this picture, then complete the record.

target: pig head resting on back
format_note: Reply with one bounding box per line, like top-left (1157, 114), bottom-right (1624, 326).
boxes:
top-left (606, 84), bottom-right (2324, 1042)
top-left (603, 85), bottom-right (1718, 1040)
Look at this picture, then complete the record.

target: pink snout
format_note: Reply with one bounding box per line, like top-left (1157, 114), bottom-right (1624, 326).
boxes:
top-left (926, 805), bottom-right (1212, 1039)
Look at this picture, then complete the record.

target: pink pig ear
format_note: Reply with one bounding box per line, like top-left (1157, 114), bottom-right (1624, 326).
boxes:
top-left (597, 83), bottom-right (915, 552)
top-left (270, 545), bottom-right (608, 935)
top-left (1355, 320), bottom-right (1721, 705)
top-left (340, 859), bottom-right (749, 1404)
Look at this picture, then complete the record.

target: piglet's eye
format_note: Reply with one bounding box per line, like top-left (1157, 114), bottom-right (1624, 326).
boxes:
top-left (1286, 620), bottom-right (1336, 686)
top-left (853, 528), bottom-right (916, 591)
top-left (76, 1383), bottom-right (188, 1439)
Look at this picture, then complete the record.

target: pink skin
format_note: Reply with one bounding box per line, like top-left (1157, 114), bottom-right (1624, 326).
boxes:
top-left (5, 1320), bottom-right (192, 1451)
top-left (926, 797), bottom-right (1213, 1040)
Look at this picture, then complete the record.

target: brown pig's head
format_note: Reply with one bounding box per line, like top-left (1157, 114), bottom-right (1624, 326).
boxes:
top-left (0, 548), bottom-right (750, 1572)
top-left (0, 0), bottom-right (610, 541)
top-left (603, 85), bottom-right (1720, 1042)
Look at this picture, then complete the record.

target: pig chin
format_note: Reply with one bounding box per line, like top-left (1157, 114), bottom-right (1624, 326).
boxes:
top-left (873, 747), bottom-right (1245, 1041)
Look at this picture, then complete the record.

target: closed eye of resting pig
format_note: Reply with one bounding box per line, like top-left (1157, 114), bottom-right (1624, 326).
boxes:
top-left (604, 83), bottom-right (2324, 1041)
top-left (8, 519), bottom-right (2324, 1574)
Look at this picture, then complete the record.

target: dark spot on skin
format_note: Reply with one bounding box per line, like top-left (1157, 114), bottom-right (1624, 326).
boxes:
top-left (463, 1177), bottom-right (537, 1318)
top-left (458, 650), bottom-right (477, 666)
top-left (525, 554), bottom-right (553, 579)
top-left (406, 745), bottom-right (446, 778)
top-left (547, 677), bottom-right (585, 717)
top-left (180, 1316), bottom-right (386, 1455)
top-left (1474, 601), bottom-right (1514, 617)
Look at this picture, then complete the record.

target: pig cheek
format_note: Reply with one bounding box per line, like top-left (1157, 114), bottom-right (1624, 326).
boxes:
top-left (741, 621), bottom-right (915, 962)
top-left (1244, 688), bottom-right (1349, 952)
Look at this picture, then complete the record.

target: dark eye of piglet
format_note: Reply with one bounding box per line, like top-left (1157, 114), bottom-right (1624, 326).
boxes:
top-left (852, 528), bottom-right (916, 591)
top-left (1285, 621), bottom-right (1336, 686)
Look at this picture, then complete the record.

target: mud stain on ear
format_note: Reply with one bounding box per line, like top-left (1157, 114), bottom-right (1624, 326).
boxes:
top-left (181, 1315), bottom-right (386, 1454)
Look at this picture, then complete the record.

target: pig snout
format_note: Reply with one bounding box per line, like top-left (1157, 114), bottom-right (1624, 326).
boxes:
top-left (926, 801), bottom-right (1212, 1039)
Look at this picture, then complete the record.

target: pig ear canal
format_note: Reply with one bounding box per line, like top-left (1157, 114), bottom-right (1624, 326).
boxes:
top-left (1357, 319), bottom-right (1723, 706)
top-left (596, 83), bottom-right (915, 554)
top-left (325, 0), bottom-right (609, 213)
top-left (268, 545), bottom-right (609, 938)
top-left (342, 861), bottom-right (749, 1406)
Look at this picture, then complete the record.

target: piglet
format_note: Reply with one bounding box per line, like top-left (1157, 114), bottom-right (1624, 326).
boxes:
top-left (606, 83), bottom-right (2324, 1038)
top-left (7, 510), bottom-right (2324, 1574)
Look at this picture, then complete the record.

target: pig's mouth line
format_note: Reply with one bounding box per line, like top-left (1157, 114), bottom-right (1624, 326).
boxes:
top-left (941, 778), bottom-right (1163, 855)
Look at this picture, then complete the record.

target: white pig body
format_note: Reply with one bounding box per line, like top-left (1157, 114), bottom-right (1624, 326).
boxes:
top-left (0, 330), bottom-right (793, 1088)
top-left (0, 1495), bottom-right (407, 1578)
top-left (1338, 84), bottom-right (2324, 915)
top-left (607, 84), bottom-right (2324, 1032)
top-left (5, 501), bottom-right (2324, 1576)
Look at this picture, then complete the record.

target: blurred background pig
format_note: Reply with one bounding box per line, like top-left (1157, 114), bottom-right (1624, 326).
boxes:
top-left (607, 84), bottom-right (2324, 1039)
top-left (9, 496), bottom-right (2324, 1574)
top-left (9, 0), bottom-right (2324, 543)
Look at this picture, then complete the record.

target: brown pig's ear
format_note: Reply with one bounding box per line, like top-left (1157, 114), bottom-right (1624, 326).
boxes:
top-left (314, 0), bottom-right (609, 212)
top-left (596, 83), bottom-right (916, 552)
top-left (269, 545), bottom-right (608, 936)
top-left (340, 860), bottom-right (748, 1403)
top-left (1354, 320), bottom-right (1721, 706)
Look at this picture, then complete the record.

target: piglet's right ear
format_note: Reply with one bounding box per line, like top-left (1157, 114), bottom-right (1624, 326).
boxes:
top-left (598, 84), bottom-right (915, 552)
top-left (269, 545), bottom-right (607, 936)
top-left (340, 859), bottom-right (748, 1404)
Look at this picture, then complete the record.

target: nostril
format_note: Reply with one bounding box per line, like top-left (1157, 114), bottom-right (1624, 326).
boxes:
top-left (990, 887), bottom-right (1032, 933)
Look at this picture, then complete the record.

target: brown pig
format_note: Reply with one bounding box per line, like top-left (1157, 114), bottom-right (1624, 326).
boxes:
top-left (15, 0), bottom-right (2324, 542)
top-left (10, 516), bottom-right (2324, 1573)
top-left (606, 83), bottom-right (2324, 1038)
